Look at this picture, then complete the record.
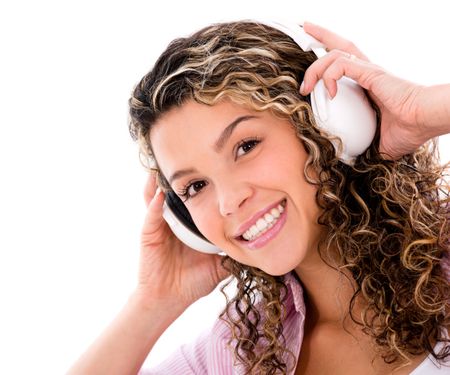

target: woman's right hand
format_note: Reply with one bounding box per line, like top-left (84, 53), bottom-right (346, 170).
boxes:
top-left (133, 172), bottom-right (230, 309)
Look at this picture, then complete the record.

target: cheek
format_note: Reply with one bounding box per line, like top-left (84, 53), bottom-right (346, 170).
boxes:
top-left (189, 201), bottom-right (222, 240)
top-left (258, 140), bottom-right (307, 184)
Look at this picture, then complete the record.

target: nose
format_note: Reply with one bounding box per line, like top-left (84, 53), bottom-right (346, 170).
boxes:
top-left (217, 179), bottom-right (253, 217)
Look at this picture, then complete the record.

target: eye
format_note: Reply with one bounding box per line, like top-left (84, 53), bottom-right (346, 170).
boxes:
top-left (178, 180), bottom-right (208, 201)
top-left (235, 138), bottom-right (261, 159)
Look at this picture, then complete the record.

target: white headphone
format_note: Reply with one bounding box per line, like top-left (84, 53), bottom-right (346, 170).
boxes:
top-left (162, 19), bottom-right (378, 254)
top-left (258, 20), bottom-right (377, 164)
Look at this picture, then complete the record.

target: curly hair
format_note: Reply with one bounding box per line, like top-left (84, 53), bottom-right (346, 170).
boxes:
top-left (128, 21), bottom-right (450, 374)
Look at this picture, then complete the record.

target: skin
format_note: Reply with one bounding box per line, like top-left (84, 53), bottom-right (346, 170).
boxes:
top-left (66, 23), bottom-right (450, 375)
top-left (151, 99), bottom-right (325, 277)
top-left (151, 99), bottom-right (430, 375)
top-left (301, 22), bottom-right (450, 160)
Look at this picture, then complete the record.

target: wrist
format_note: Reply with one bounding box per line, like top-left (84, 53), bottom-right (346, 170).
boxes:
top-left (416, 84), bottom-right (450, 141)
top-left (128, 287), bottom-right (190, 319)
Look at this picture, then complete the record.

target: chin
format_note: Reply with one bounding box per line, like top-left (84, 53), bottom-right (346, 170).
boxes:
top-left (257, 262), bottom-right (296, 277)
top-left (263, 270), bottom-right (291, 277)
top-left (258, 251), bottom-right (309, 277)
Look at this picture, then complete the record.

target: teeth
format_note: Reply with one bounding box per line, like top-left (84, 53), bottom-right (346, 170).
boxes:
top-left (256, 218), bottom-right (267, 231)
top-left (241, 202), bottom-right (284, 241)
top-left (264, 213), bottom-right (274, 223)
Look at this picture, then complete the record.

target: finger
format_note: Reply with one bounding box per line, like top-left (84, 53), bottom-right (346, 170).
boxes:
top-left (142, 186), bottom-right (166, 237)
top-left (301, 49), bottom-right (357, 95)
top-left (302, 53), bottom-right (381, 99)
top-left (320, 57), bottom-right (380, 99)
top-left (303, 21), bottom-right (369, 61)
top-left (143, 172), bottom-right (157, 207)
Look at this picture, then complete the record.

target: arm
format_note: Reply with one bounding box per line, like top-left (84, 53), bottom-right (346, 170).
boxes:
top-left (417, 84), bottom-right (450, 139)
top-left (67, 174), bottom-right (229, 374)
top-left (66, 293), bottom-right (188, 375)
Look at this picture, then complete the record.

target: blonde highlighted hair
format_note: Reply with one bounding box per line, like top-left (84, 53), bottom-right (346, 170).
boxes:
top-left (129, 21), bottom-right (450, 374)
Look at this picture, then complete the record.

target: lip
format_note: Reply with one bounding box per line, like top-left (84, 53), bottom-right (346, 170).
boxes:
top-left (235, 200), bottom-right (287, 250)
top-left (234, 199), bottom-right (286, 238)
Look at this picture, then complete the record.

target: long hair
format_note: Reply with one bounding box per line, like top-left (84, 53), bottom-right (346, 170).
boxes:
top-left (128, 21), bottom-right (450, 374)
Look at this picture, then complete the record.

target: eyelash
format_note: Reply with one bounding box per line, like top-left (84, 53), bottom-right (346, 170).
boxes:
top-left (177, 137), bottom-right (262, 201)
top-left (178, 180), bottom-right (207, 202)
top-left (234, 137), bottom-right (261, 160)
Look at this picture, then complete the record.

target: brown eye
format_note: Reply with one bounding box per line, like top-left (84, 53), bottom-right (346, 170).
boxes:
top-left (188, 181), bottom-right (206, 195)
top-left (236, 138), bottom-right (261, 158)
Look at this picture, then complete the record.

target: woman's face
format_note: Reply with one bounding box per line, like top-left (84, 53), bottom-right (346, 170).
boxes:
top-left (151, 99), bottom-right (325, 275)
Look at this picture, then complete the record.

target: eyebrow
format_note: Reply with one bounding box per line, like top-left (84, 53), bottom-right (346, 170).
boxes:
top-left (213, 115), bottom-right (258, 152)
top-left (168, 115), bottom-right (258, 185)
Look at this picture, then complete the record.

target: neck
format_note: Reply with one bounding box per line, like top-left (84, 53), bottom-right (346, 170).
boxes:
top-left (294, 246), bottom-right (361, 327)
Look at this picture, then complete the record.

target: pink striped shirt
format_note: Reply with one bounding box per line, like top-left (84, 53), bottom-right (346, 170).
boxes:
top-left (140, 263), bottom-right (450, 375)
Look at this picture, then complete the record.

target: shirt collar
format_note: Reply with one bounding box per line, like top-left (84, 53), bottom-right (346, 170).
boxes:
top-left (284, 271), bottom-right (306, 314)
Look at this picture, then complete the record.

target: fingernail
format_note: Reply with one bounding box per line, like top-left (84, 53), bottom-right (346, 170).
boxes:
top-left (299, 81), bottom-right (306, 95)
top-left (155, 187), bottom-right (162, 197)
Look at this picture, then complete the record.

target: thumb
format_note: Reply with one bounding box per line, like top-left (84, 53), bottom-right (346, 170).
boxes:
top-left (141, 187), bottom-right (166, 241)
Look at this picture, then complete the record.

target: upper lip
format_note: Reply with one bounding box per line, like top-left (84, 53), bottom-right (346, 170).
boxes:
top-left (233, 199), bottom-right (285, 238)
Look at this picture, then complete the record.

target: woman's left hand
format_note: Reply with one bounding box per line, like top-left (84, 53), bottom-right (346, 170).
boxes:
top-left (300, 22), bottom-right (428, 160)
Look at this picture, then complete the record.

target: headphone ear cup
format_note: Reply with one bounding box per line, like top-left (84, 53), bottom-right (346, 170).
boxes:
top-left (252, 19), bottom-right (377, 163)
top-left (165, 191), bottom-right (208, 241)
top-left (310, 78), bottom-right (377, 164)
top-left (162, 191), bottom-right (222, 254)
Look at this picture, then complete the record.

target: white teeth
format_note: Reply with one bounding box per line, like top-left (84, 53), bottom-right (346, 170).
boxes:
top-left (256, 218), bottom-right (267, 231)
top-left (270, 208), bottom-right (280, 218)
top-left (264, 213), bottom-right (274, 223)
top-left (241, 202), bottom-right (285, 241)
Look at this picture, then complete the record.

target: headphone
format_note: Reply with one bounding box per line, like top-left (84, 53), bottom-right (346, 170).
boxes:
top-left (162, 19), bottom-right (377, 254)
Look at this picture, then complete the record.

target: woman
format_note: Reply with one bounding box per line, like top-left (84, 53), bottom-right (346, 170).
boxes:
top-left (67, 21), bottom-right (450, 374)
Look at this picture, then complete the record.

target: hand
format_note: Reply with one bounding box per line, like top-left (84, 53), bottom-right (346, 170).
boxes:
top-left (300, 22), bottom-right (429, 159)
top-left (134, 173), bottom-right (230, 309)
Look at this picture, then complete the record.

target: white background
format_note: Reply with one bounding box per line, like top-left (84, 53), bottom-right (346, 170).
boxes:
top-left (1, 1), bottom-right (449, 374)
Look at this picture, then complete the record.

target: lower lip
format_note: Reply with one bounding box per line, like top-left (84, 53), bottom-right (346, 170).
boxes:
top-left (237, 202), bottom-right (287, 250)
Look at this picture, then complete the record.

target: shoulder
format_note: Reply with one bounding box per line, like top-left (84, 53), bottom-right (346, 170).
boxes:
top-left (141, 273), bottom-right (305, 375)
top-left (410, 340), bottom-right (450, 374)
top-left (140, 320), bottom-right (235, 375)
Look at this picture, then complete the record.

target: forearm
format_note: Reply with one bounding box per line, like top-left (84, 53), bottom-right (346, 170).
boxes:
top-left (66, 292), bottom-right (187, 375)
top-left (418, 84), bottom-right (450, 139)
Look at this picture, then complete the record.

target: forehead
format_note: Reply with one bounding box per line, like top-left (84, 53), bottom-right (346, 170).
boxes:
top-left (152, 99), bottom-right (253, 136)
top-left (150, 100), bottom-right (254, 160)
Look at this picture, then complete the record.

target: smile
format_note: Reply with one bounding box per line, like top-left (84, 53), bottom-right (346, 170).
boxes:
top-left (241, 202), bottom-right (285, 241)
top-left (235, 199), bottom-right (287, 250)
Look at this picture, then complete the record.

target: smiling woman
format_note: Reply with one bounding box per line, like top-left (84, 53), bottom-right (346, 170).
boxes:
top-left (67, 20), bottom-right (450, 375)
top-left (150, 100), bottom-right (322, 273)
